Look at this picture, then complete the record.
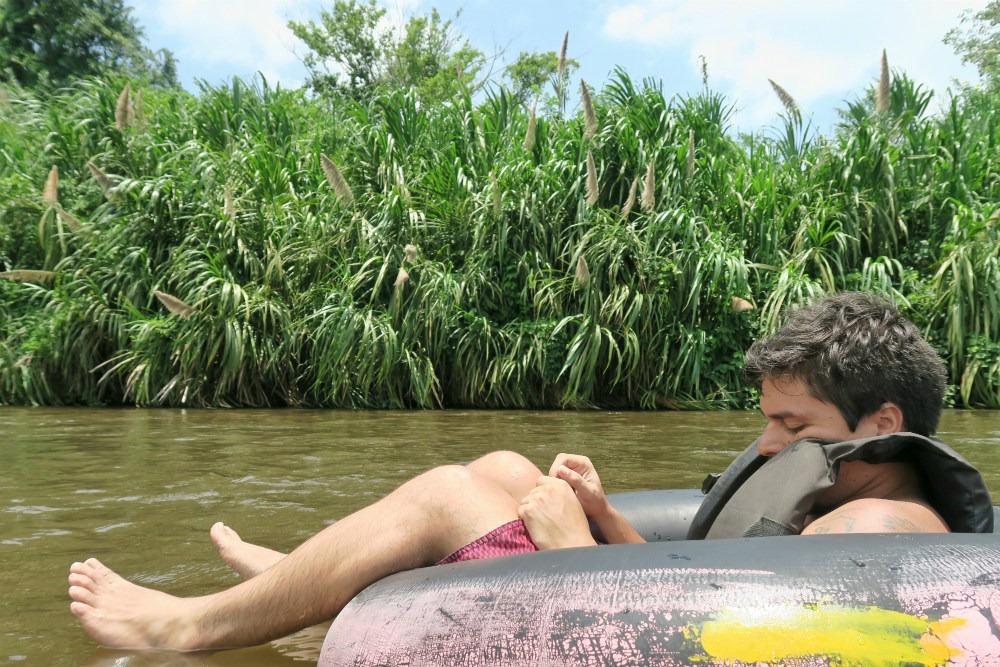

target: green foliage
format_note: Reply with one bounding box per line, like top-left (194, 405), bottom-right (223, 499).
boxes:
top-left (289, 1), bottom-right (483, 103)
top-left (504, 50), bottom-right (580, 109)
top-left (0, 0), bottom-right (178, 90)
top-left (945, 1), bottom-right (1000, 87)
top-left (1, 60), bottom-right (999, 408)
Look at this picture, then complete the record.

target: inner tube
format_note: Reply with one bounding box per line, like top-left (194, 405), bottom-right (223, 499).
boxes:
top-left (319, 490), bottom-right (1000, 667)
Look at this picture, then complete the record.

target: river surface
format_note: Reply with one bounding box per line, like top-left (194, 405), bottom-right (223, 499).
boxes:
top-left (2, 408), bottom-right (998, 667)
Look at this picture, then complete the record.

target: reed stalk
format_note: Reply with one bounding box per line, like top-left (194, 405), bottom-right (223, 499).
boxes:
top-left (491, 170), bottom-right (501, 216)
top-left (686, 129), bottom-right (695, 179)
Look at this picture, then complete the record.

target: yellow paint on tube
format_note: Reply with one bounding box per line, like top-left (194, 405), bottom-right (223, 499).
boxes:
top-left (699, 604), bottom-right (965, 666)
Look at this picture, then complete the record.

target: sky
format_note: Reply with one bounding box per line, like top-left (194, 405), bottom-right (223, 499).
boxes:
top-left (129, 0), bottom-right (990, 137)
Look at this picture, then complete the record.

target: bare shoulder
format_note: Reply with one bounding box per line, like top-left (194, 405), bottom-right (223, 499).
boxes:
top-left (802, 498), bottom-right (949, 535)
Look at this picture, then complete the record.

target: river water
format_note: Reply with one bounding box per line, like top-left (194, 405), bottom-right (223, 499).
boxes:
top-left (2, 408), bottom-right (998, 667)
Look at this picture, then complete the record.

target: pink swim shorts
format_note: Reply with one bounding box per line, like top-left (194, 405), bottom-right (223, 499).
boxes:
top-left (437, 518), bottom-right (539, 565)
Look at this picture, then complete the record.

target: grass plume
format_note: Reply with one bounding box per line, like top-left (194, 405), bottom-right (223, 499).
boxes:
top-left (224, 184), bottom-right (235, 218)
top-left (154, 290), bottom-right (195, 317)
top-left (86, 161), bottom-right (115, 193)
top-left (877, 49), bottom-right (890, 113)
top-left (0, 270), bottom-right (55, 283)
top-left (55, 206), bottom-right (82, 232)
top-left (585, 150), bottom-right (599, 206)
top-left (42, 166), bottom-right (58, 204)
top-left (581, 80), bottom-right (597, 139)
top-left (134, 88), bottom-right (147, 133)
top-left (523, 101), bottom-right (537, 151)
top-left (621, 177), bottom-right (638, 219)
top-left (768, 79), bottom-right (801, 124)
top-left (321, 154), bottom-right (355, 205)
top-left (491, 170), bottom-right (501, 216)
top-left (115, 83), bottom-right (133, 130)
top-left (641, 162), bottom-right (655, 213)
top-left (575, 255), bottom-right (590, 286)
top-left (394, 268), bottom-right (410, 289)
top-left (558, 32), bottom-right (568, 75)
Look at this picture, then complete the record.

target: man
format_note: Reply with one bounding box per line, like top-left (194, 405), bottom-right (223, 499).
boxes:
top-left (67, 291), bottom-right (987, 652)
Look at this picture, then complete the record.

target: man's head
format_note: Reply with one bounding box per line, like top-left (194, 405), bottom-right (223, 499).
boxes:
top-left (743, 291), bottom-right (947, 437)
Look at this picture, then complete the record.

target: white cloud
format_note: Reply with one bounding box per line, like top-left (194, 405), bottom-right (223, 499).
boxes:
top-left (602, 0), bottom-right (989, 131)
top-left (133, 0), bottom-right (310, 86)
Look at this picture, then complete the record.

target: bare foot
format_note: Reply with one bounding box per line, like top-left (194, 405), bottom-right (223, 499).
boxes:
top-left (68, 558), bottom-right (199, 650)
top-left (209, 522), bottom-right (285, 579)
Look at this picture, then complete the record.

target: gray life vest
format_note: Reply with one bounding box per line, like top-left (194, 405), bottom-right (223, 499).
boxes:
top-left (687, 432), bottom-right (994, 539)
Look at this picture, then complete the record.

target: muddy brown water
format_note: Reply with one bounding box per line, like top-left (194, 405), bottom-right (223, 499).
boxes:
top-left (2, 408), bottom-right (998, 666)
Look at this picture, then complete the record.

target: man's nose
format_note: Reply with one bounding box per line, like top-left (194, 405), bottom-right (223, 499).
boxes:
top-left (757, 424), bottom-right (788, 457)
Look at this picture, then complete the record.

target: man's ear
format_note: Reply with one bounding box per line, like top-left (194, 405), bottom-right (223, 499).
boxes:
top-left (875, 402), bottom-right (905, 434)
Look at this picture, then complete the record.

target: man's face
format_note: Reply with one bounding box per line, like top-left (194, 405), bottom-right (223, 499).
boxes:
top-left (757, 376), bottom-right (881, 457)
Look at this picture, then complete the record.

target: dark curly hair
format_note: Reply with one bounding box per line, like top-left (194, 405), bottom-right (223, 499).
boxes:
top-left (743, 292), bottom-right (947, 436)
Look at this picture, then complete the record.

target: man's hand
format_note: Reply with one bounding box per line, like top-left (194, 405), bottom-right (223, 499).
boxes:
top-left (546, 453), bottom-right (646, 545)
top-left (547, 453), bottom-right (611, 520)
top-left (518, 476), bottom-right (597, 550)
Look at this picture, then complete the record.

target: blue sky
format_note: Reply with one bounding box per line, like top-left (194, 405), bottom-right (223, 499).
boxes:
top-left (129, 1), bottom-right (989, 137)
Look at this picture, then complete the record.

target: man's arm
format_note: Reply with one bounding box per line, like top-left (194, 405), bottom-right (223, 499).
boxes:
top-left (802, 498), bottom-right (950, 535)
top-left (518, 454), bottom-right (645, 549)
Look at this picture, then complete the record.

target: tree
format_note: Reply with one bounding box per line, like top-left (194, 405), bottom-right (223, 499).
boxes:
top-left (289, 1), bottom-right (484, 102)
top-left (288, 0), bottom-right (390, 98)
top-left (386, 8), bottom-right (482, 101)
top-left (504, 50), bottom-right (579, 109)
top-left (0, 0), bottom-right (178, 89)
top-left (944, 2), bottom-right (1000, 86)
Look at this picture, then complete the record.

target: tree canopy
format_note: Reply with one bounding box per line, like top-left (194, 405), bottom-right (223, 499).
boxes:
top-left (0, 0), bottom-right (178, 90)
top-left (504, 50), bottom-right (579, 109)
top-left (945, 1), bottom-right (1000, 87)
top-left (289, 0), bottom-right (484, 102)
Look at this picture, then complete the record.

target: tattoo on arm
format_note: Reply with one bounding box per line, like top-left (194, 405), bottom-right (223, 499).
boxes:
top-left (804, 513), bottom-right (856, 535)
top-left (879, 514), bottom-right (924, 532)
top-left (805, 508), bottom-right (926, 535)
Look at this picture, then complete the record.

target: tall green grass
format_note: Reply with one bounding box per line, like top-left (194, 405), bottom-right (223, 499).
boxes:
top-left (1, 70), bottom-right (998, 408)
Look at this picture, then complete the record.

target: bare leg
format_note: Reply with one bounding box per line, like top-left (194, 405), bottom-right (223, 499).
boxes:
top-left (466, 450), bottom-right (543, 502)
top-left (210, 522), bottom-right (284, 579)
top-left (211, 451), bottom-right (544, 581)
top-left (68, 464), bottom-right (523, 651)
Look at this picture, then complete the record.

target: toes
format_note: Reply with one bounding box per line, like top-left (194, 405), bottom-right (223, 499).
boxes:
top-left (68, 572), bottom-right (93, 588)
top-left (68, 584), bottom-right (96, 606)
top-left (69, 560), bottom-right (91, 576)
top-left (210, 522), bottom-right (241, 544)
top-left (69, 600), bottom-right (91, 618)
